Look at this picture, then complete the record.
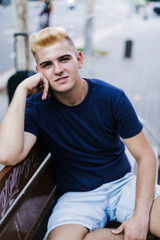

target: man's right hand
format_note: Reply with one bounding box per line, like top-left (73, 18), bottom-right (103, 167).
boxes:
top-left (0, 72), bottom-right (49, 166)
top-left (19, 72), bottom-right (50, 100)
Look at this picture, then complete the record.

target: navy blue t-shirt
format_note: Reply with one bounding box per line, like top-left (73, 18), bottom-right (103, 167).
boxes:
top-left (25, 78), bottom-right (143, 193)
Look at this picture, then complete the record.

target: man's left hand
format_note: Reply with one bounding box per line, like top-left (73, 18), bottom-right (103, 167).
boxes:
top-left (111, 213), bottom-right (149, 240)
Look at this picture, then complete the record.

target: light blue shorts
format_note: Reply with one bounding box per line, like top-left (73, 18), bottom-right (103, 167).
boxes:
top-left (44, 172), bottom-right (160, 239)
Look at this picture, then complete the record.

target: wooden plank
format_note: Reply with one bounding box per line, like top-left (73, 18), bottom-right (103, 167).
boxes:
top-left (0, 139), bottom-right (57, 240)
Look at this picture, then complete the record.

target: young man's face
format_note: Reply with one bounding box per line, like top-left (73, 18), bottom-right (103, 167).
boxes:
top-left (35, 40), bottom-right (83, 94)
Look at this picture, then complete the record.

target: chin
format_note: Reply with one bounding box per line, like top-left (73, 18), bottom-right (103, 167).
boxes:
top-left (52, 84), bottom-right (73, 93)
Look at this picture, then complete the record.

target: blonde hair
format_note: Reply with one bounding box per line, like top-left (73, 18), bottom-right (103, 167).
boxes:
top-left (30, 26), bottom-right (76, 57)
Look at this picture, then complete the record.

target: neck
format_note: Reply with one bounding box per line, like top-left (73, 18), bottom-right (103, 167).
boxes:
top-left (53, 78), bottom-right (88, 106)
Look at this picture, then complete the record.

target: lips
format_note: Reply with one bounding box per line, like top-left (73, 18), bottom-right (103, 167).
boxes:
top-left (55, 76), bottom-right (68, 83)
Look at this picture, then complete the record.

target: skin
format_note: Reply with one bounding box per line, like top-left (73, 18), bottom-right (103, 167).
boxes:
top-left (35, 40), bottom-right (88, 106)
top-left (0, 39), bottom-right (160, 240)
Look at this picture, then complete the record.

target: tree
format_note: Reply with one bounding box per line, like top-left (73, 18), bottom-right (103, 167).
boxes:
top-left (12, 0), bottom-right (30, 71)
top-left (84, 0), bottom-right (94, 55)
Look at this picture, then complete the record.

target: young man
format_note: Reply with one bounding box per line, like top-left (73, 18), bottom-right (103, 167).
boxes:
top-left (0, 27), bottom-right (160, 240)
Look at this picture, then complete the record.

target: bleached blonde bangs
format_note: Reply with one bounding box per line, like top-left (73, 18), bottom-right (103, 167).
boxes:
top-left (30, 26), bottom-right (72, 57)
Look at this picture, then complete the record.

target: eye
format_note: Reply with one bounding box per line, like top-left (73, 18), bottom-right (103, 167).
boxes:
top-left (41, 62), bottom-right (52, 69)
top-left (44, 63), bottom-right (51, 68)
top-left (60, 57), bottom-right (70, 63)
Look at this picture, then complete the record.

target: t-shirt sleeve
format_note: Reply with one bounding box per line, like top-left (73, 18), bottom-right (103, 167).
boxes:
top-left (115, 92), bottom-right (143, 139)
top-left (24, 100), bottom-right (40, 137)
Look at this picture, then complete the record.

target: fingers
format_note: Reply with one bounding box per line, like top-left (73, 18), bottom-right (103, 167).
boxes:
top-left (111, 220), bottom-right (148, 240)
top-left (19, 72), bottom-right (50, 100)
top-left (111, 223), bottom-right (125, 235)
top-left (21, 73), bottom-right (50, 100)
top-left (35, 73), bottom-right (49, 100)
top-left (40, 76), bottom-right (49, 100)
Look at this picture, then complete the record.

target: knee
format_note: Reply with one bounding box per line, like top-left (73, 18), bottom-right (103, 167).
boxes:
top-left (47, 224), bottom-right (88, 240)
top-left (84, 228), bottom-right (123, 240)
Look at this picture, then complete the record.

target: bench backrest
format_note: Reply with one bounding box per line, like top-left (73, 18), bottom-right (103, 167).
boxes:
top-left (0, 139), bottom-right (57, 240)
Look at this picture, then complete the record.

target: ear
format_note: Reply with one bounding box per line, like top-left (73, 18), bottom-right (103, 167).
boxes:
top-left (77, 51), bottom-right (83, 69)
top-left (36, 65), bottom-right (39, 73)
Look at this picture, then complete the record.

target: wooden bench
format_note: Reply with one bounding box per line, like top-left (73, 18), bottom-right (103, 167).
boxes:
top-left (0, 139), bottom-right (158, 239)
top-left (0, 139), bottom-right (57, 239)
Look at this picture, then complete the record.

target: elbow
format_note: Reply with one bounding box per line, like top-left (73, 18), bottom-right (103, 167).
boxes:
top-left (0, 158), bottom-right (15, 167)
top-left (137, 149), bottom-right (157, 170)
top-left (0, 152), bottom-right (18, 166)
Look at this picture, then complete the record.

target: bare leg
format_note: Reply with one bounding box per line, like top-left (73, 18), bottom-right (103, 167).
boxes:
top-left (47, 223), bottom-right (123, 240)
top-left (149, 196), bottom-right (160, 237)
top-left (84, 229), bottom-right (157, 240)
top-left (84, 228), bottom-right (123, 240)
top-left (47, 212), bottom-right (160, 240)
top-left (47, 224), bottom-right (88, 240)
top-left (84, 196), bottom-right (160, 240)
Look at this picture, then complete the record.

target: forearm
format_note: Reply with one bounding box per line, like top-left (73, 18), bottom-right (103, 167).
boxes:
top-left (0, 73), bottom-right (49, 165)
top-left (112, 132), bottom-right (157, 239)
top-left (112, 151), bottom-right (157, 239)
top-left (134, 150), bottom-right (156, 219)
top-left (0, 84), bottom-right (28, 165)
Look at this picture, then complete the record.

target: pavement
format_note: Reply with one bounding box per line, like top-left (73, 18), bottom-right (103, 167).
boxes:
top-left (80, 15), bottom-right (160, 151)
top-left (0, 14), bottom-right (160, 153)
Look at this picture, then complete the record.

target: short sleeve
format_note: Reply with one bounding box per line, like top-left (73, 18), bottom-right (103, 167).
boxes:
top-left (24, 100), bottom-right (40, 137)
top-left (115, 92), bottom-right (143, 139)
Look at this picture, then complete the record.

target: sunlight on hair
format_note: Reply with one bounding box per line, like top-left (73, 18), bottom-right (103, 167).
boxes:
top-left (30, 27), bottom-right (69, 57)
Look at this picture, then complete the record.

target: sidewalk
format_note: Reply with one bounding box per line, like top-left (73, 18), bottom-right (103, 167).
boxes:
top-left (81, 16), bottom-right (160, 149)
top-left (1, 15), bottom-right (160, 150)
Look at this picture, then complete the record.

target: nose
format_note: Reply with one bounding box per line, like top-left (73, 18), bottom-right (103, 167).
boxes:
top-left (54, 62), bottom-right (63, 75)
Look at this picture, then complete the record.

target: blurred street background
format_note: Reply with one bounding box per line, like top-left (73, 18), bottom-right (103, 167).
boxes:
top-left (0, 0), bottom-right (160, 161)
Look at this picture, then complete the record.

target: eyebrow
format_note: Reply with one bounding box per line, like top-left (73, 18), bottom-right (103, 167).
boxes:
top-left (39, 60), bottom-right (52, 67)
top-left (39, 54), bottom-right (72, 67)
top-left (58, 54), bottom-right (72, 60)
